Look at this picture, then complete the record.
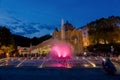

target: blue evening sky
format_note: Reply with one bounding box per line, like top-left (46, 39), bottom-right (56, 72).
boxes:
top-left (0, 0), bottom-right (120, 37)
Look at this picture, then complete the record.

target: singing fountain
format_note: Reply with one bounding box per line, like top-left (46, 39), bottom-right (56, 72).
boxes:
top-left (44, 40), bottom-right (73, 68)
top-left (49, 40), bottom-right (73, 59)
top-left (41, 19), bottom-right (74, 68)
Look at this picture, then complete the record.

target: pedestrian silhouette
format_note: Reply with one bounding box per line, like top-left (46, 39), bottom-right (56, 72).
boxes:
top-left (102, 56), bottom-right (116, 75)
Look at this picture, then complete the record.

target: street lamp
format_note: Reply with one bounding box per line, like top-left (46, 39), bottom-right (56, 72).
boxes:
top-left (111, 46), bottom-right (114, 53)
top-left (110, 46), bottom-right (114, 56)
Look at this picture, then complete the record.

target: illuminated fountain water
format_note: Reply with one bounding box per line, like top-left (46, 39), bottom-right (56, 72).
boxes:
top-left (46, 40), bottom-right (73, 68)
top-left (49, 40), bottom-right (73, 59)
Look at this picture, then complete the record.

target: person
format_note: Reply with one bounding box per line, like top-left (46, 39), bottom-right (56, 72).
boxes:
top-left (102, 56), bottom-right (117, 75)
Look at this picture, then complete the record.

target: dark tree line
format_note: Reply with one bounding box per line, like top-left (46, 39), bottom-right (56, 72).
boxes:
top-left (13, 34), bottom-right (52, 47)
top-left (31, 34), bottom-right (52, 45)
top-left (87, 16), bottom-right (120, 55)
top-left (0, 26), bottom-right (15, 46)
top-left (0, 26), bottom-right (17, 58)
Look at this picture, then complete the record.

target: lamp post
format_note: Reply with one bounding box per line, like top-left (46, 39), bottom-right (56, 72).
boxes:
top-left (111, 46), bottom-right (114, 56)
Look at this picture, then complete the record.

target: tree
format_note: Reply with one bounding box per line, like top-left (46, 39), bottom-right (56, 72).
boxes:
top-left (87, 16), bottom-right (120, 53)
top-left (88, 16), bottom-right (120, 45)
top-left (1, 45), bottom-right (15, 57)
top-left (0, 26), bottom-right (16, 57)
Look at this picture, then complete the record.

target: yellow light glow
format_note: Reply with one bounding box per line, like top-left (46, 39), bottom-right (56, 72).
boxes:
top-left (66, 63), bottom-right (71, 68)
top-left (84, 64), bottom-right (89, 67)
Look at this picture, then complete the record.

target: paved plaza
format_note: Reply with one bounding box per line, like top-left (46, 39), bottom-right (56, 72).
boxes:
top-left (0, 57), bottom-right (105, 68)
top-left (0, 57), bottom-right (119, 80)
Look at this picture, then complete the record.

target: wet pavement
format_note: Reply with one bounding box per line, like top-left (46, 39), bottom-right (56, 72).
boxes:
top-left (0, 57), bottom-right (119, 80)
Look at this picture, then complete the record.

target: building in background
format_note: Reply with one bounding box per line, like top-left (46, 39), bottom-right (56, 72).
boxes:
top-left (52, 20), bottom-right (84, 55)
top-left (20, 20), bottom-right (90, 56)
top-left (78, 26), bottom-right (89, 47)
top-left (17, 46), bottom-right (31, 55)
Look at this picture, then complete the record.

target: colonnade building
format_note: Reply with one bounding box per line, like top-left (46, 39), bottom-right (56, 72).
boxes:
top-left (52, 20), bottom-right (89, 55)
top-left (18, 20), bottom-right (90, 56)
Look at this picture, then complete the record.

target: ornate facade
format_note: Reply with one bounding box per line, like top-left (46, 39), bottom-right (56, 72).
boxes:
top-left (29, 20), bottom-right (90, 56)
top-left (52, 20), bottom-right (84, 54)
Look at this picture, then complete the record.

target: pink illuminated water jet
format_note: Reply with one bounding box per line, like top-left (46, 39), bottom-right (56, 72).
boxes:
top-left (49, 40), bottom-right (73, 59)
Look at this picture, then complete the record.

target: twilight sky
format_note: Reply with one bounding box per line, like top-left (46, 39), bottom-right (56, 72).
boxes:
top-left (0, 0), bottom-right (120, 37)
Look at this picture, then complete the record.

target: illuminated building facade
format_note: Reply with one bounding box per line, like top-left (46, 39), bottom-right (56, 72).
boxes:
top-left (52, 20), bottom-right (84, 54)
top-left (25, 20), bottom-right (90, 56)
top-left (17, 46), bottom-right (31, 55)
top-left (78, 26), bottom-right (89, 47)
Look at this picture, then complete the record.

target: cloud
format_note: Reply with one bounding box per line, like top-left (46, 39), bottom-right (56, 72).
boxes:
top-left (0, 12), bottom-right (56, 38)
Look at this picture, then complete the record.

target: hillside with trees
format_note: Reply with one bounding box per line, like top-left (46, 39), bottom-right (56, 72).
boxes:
top-left (13, 34), bottom-right (52, 47)
top-left (0, 26), bottom-right (17, 58)
top-left (87, 16), bottom-right (120, 55)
